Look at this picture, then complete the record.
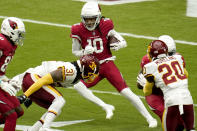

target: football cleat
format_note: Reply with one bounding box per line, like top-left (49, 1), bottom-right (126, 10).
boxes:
top-left (103, 104), bottom-right (115, 119)
top-left (147, 118), bottom-right (157, 128)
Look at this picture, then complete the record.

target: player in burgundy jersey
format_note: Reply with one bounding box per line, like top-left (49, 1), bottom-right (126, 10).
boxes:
top-left (137, 35), bottom-right (185, 131)
top-left (0, 17), bottom-right (25, 131)
top-left (70, 1), bottom-right (157, 127)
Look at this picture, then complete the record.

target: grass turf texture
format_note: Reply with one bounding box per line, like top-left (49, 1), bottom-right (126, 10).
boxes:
top-left (0, 0), bottom-right (196, 130)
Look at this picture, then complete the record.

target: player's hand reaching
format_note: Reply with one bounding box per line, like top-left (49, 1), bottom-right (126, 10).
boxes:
top-left (137, 73), bottom-right (146, 88)
top-left (110, 42), bottom-right (121, 51)
top-left (24, 98), bottom-right (32, 108)
top-left (1, 81), bottom-right (17, 96)
top-left (84, 45), bottom-right (94, 55)
top-left (17, 94), bottom-right (27, 104)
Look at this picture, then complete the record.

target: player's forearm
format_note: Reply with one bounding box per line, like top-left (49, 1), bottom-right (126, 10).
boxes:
top-left (143, 82), bottom-right (154, 96)
top-left (24, 73), bottom-right (54, 97)
top-left (72, 38), bottom-right (84, 57)
top-left (184, 68), bottom-right (188, 77)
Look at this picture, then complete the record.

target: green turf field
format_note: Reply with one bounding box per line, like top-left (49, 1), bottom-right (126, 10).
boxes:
top-left (0, 0), bottom-right (196, 130)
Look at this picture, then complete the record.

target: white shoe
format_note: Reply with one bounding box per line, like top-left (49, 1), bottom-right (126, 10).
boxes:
top-left (103, 104), bottom-right (115, 119)
top-left (147, 118), bottom-right (157, 128)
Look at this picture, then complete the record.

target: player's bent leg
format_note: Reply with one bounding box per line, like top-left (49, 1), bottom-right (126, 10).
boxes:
top-left (40, 96), bottom-right (65, 130)
top-left (120, 88), bottom-right (157, 128)
top-left (182, 105), bottom-right (195, 130)
top-left (74, 81), bottom-right (115, 119)
top-left (4, 111), bottom-right (18, 131)
top-left (28, 114), bottom-right (46, 131)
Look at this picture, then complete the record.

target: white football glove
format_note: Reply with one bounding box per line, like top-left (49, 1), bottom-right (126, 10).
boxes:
top-left (84, 45), bottom-right (94, 55)
top-left (137, 73), bottom-right (146, 87)
top-left (9, 79), bottom-right (21, 92)
top-left (110, 41), bottom-right (126, 51)
top-left (110, 42), bottom-right (121, 51)
top-left (1, 81), bottom-right (17, 96)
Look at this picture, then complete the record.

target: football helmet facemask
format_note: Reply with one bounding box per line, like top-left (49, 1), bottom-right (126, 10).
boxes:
top-left (1, 17), bottom-right (25, 46)
top-left (148, 40), bottom-right (168, 59)
top-left (80, 54), bottom-right (100, 83)
top-left (81, 1), bottom-right (101, 31)
top-left (158, 35), bottom-right (176, 55)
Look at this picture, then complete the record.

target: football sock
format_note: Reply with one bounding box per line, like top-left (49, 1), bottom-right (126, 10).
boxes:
top-left (120, 88), bottom-right (154, 120)
top-left (74, 81), bottom-right (107, 107)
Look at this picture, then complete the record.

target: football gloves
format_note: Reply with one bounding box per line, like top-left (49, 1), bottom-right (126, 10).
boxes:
top-left (0, 81), bottom-right (17, 96)
top-left (17, 94), bottom-right (27, 104)
top-left (110, 41), bottom-right (127, 51)
top-left (84, 45), bottom-right (94, 55)
top-left (24, 98), bottom-right (32, 108)
top-left (9, 79), bottom-right (21, 92)
top-left (137, 73), bottom-right (146, 87)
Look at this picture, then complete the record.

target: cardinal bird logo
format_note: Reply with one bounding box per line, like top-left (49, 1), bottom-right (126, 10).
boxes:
top-left (8, 19), bottom-right (18, 30)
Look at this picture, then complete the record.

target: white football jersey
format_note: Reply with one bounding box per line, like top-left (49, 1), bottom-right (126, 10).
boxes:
top-left (143, 55), bottom-right (193, 107)
top-left (24, 61), bottom-right (80, 88)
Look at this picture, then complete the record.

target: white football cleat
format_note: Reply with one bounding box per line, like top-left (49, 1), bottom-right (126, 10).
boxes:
top-left (147, 118), bottom-right (157, 128)
top-left (103, 104), bottom-right (115, 119)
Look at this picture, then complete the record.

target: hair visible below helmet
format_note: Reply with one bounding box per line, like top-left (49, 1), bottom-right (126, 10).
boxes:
top-left (81, 1), bottom-right (101, 31)
top-left (158, 35), bottom-right (176, 55)
top-left (1, 17), bottom-right (25, 46)
top-left (148, 40), bottom-right (168, 59)
top-left (80, 54), bottom-right (100, 83)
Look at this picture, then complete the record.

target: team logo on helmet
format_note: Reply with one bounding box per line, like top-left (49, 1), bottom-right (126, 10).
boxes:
top-left (8, 19), bottom-right (18, 30)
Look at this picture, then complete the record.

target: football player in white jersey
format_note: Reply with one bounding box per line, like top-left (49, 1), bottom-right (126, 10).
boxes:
top-left (143, 40), bottom-right (195, 131)
top-left (14, 55), bottom-right (113, 131)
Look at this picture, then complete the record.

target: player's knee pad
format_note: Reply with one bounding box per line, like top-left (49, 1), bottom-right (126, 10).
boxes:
top-left (48, 96), bottom-right (65, 116)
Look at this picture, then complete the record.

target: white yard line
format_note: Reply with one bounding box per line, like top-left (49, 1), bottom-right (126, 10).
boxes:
top-left (73, 0), bottom-right (156, 5)
top-left (0, 16), bottom-right (197, 45)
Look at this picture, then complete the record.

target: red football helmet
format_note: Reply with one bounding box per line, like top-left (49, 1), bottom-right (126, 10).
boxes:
top-left (148, 40), bottom-right (168, 59)
top-left (80, 54), bottom-right (100, 83)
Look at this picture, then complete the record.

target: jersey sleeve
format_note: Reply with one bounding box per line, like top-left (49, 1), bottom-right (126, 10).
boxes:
top-left (70, 23), bottom-right (81, 42)
top-left (100, 18), bottom-right (114, 36)
top-left (143, 63), bottom-right (155, 82)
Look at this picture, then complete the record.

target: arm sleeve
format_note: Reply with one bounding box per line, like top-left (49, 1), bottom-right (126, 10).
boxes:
top-left (72, 38), bottom-right (84, 57)
top-left (143, 81), bottom-right (154, 96)
top-left (24, 73), bottom-right (54, 97)
top-left (184, 68), bottom-right (188, 78)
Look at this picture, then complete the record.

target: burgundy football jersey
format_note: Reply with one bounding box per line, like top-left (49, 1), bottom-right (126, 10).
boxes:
top-left (0, 33), bottom-right (17, 75)
top-left (140, 54), bottom-right (151, 69)
top-left (71, 18), bottom-right (114, 61)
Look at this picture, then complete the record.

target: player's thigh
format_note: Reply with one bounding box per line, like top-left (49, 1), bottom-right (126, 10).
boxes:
top-left (163, 106), bottom-right (179, 131)
top-left (145, 95), bottom-right (164, 112)
top-left (30, 85), bottom-right (62, 109)
top-left (102, 61), bottom-right (127, 91)
top-left (0, 91), bottom-right (15, 114)
top-left (182, 105), bottom-right (195, 129)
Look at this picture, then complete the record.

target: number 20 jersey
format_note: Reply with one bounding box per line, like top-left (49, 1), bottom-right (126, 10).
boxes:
top-left (143, 54), bottom-right (193, 107)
